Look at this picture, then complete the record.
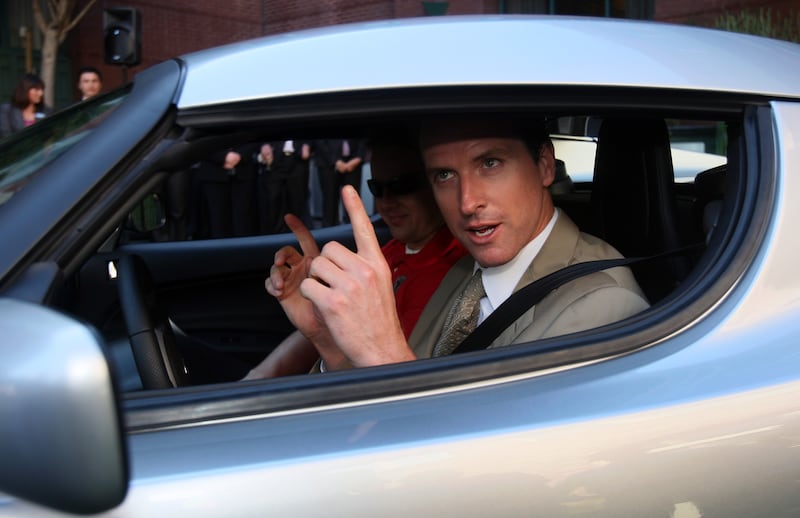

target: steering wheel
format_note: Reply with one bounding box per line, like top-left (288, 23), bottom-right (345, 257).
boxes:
top-left (116, 254), bottom-right (190, 389)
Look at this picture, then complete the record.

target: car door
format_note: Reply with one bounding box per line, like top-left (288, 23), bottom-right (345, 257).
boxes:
top-left (5, 15), bottom-right (800, 516)
top-left (67, 213), bottom-right (390, 386)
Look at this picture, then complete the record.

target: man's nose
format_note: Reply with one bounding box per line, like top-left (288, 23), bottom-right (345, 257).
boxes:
top-left (459, 176), bottom-right (485, 215)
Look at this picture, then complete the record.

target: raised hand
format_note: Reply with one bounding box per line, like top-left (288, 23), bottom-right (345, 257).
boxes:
top-left (265, 214), bottom-right (325, 341)
top-left (300, 186), bottom-right (416, 368)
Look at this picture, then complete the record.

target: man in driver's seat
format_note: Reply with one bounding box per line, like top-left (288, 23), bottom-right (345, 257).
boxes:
top-left (266, 116), bottom-right (649, 370)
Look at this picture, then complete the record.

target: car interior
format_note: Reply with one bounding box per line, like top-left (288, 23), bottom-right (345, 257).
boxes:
top-left (26, 87), bottom-right (763, 429)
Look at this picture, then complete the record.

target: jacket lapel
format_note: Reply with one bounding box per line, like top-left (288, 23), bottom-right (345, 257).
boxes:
top-left (409, 255), bottom-right (473, 358)
top-left (492, 212), bottom-right (582, 347)
top-left (411, 212), bottom-right (584, 354)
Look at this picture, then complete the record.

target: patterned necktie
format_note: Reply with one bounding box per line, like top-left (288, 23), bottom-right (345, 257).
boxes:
top-left (432, 269), bottom-right (485, 357)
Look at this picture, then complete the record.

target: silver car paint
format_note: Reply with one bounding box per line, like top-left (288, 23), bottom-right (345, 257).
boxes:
top-left (177, 16), bottom-right (800, 109)
top-left (0, 300), bottom-right (126, 515)
top-left (9, 102), bottom-right (800, 515)
top-left (3, 17), bottom-right (800, 517)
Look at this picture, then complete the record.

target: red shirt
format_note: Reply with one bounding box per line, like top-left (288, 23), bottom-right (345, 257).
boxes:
top-left (382, 226), bottom-right (468, 338)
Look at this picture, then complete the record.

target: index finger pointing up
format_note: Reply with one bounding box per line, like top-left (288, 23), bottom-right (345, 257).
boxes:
top-left (341, 185), bottom-right (382, 261)
top-left (285, 213), bottom-right (320, 257)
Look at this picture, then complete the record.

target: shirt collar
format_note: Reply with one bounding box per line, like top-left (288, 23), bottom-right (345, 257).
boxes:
top-left (477, 208), bottom-right (559, 317)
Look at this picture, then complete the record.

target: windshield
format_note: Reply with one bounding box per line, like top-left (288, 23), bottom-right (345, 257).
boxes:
top-left (0, 87), bottom-right (130, 207)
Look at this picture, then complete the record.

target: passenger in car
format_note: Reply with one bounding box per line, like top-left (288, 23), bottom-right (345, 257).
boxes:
top-left (266, 116), bottom-right (650, 370)
top-left (244, 138), bottom-right (467, 379)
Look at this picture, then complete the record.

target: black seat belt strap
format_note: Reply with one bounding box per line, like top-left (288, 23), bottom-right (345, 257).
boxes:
top-left (453, 245), bottom-right (701, 354)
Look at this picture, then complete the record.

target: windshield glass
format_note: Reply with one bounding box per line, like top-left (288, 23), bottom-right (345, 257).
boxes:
top-left (0, 87), bottom-right (130, 206)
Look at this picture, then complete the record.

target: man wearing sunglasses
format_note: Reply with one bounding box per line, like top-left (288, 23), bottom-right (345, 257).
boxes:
top-left (244, 138), bottom-right (466, 379)
top-left (265, 115), bottom-right (648, 372)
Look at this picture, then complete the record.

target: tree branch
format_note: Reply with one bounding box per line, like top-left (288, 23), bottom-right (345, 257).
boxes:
top-left (64, 0), bottom-right (97, 35)
top-left (47, 0), bottom-right (60, 21)
top-left (55, 0), bottom-right (72, 30)
top-left (32, 0), bottom-right (47, 33)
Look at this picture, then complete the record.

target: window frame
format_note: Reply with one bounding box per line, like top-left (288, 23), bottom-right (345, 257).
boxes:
top-left (118, 86), bottom-right (775, 433)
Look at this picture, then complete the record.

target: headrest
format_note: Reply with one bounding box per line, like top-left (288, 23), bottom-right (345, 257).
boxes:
top-left (695, 164), bottom-right (727, 201)
top-left (549, 159), bottom-right (573, 196)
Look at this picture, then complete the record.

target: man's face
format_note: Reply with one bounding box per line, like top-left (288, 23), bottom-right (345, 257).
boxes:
top-left (421, 123), bottom-right (555, 268)
top-left (78, 72), bottom-right (102, 99)
top-left (371, 145), bottom-right (443, 250)
top-left (260, 143), bottom-right (273, 163)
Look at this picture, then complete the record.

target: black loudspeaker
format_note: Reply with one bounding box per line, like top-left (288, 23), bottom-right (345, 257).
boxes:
top-left (103, 7), bottom-right (141, 66)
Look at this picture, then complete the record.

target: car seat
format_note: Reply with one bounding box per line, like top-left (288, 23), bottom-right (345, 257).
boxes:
top-left (590, 117), bottom-right (689, 303)
top-left (693, 164), bottom-right (727, 244)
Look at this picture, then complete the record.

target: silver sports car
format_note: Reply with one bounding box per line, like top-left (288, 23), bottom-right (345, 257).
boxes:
top-left (1, 15), bottom-right (799, 516)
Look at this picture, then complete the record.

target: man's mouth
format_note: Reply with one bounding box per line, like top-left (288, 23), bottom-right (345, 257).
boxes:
top-left (470, 225), bottom-right (496, 237)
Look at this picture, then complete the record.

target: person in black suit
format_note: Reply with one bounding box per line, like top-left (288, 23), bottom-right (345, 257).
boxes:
top-left (191, 147), bottom-right (258, 239)
top-left (313, 139), bottom-right (366, 226)
top-left (258, 140), bottom-right (311, 234)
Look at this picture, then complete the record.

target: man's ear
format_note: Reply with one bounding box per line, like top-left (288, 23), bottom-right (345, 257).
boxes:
top-left (538, 141), bottom-right (556, 187)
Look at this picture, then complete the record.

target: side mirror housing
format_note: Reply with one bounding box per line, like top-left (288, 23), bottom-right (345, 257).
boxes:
top-left (0, 299), bottom-right (128, 514)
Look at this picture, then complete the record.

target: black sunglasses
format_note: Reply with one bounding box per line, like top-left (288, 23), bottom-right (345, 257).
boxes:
top-left (367, 175), bottom-right (425, 198)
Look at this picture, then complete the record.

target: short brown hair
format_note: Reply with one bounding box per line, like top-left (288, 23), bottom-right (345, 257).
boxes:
top-left (418, 114), bottom-right (551, 162)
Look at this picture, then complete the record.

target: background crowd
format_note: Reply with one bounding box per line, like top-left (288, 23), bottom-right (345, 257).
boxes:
top-left (0, 66), bottom-right (102, 138)
top-left (159, 138), bottom-right (372, 241)
top-left (1, 70), bottom-right (371, 241)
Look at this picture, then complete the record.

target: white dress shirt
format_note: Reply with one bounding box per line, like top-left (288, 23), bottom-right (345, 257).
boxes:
top-left (476, 208), bottom-right (559, 324)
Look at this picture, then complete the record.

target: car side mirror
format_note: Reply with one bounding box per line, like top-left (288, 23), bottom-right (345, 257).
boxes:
top-left (128, 192), bottom-right (166, 233)
top-left (0, 298), bottom-right (129, 514)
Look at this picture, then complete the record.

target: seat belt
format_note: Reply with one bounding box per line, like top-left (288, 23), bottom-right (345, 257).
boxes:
top-left (452, 246), bottom-right (700, 354)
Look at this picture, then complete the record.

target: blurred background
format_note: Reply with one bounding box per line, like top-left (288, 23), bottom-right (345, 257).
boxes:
top-left (1, 0), bottom-right (798, 110)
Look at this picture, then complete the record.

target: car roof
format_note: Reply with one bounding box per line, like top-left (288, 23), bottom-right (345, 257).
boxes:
top-left (175, 15), bottom-right (800, 109)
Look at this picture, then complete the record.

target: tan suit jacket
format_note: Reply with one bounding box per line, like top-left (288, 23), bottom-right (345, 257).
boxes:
top-left (409, 212), bottom-right (650, 357)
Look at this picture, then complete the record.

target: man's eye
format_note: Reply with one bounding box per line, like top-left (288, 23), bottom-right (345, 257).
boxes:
top-left (483, 158), bottom-right (500, 168)
top-left (433, 170), bottom-right (453, 182)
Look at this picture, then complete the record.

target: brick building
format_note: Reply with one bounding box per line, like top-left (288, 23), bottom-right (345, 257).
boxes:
top-left (656, 0), bottom-right (799, 26)
top-left (1, 0), bottom-right (797, 108)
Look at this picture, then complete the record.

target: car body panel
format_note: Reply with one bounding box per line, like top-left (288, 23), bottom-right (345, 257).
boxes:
top-left (8, 301), bottom-right (800, 517)
top-left (100, 102), bottom-right (800, 514)
top-left (177, 16), bottom-right (800, 109)
top-left (120, 381), bottom-right (799, 517)
top-left (0, 15), bottom-right (799, 517)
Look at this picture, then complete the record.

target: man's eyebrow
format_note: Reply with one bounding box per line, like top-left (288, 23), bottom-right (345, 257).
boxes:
top-left (471, 146), bottom-right (508, 163)
top-left (425, 166), bottom-right (449, 175)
